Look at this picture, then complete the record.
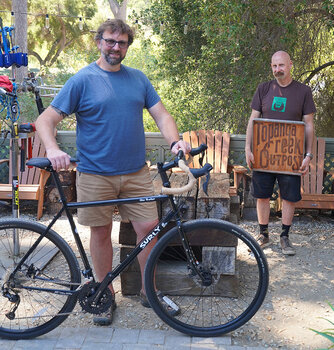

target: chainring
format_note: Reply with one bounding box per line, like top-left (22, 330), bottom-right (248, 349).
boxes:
top-left (78, 281), bottom-right (113, 314)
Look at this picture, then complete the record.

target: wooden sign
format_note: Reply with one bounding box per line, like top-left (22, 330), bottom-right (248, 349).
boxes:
top-left (252, 118), bottom-right (305, 175)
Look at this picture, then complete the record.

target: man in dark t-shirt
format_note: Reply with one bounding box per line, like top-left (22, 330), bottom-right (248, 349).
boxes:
top-left (245, 51), bottom-right (316, 256)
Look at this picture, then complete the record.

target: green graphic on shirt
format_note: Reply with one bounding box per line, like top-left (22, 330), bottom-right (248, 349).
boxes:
top-left (271, 97), bottom-right (287, 112)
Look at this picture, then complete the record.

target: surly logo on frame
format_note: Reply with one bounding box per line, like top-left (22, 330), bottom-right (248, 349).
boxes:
top-left (271, 96), bottom-right (287, 112)
top-left (139, 222), bottom-right (168, 249)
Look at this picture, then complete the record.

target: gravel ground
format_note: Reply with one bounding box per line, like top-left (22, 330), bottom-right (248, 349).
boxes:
top-left (2, 207), bottom-right (334, 349)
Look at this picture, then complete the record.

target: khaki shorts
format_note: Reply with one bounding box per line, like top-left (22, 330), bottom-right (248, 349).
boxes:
top-left (76, 165), bottom-right (158, 226)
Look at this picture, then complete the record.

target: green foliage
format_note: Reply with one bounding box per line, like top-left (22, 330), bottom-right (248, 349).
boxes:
top-left (26, 0), bottom-right (98, 68)
top-left (136, 0), bottom-right (334, 134)
top-left (310, 302), bottom-right (334, 349)
top-left (2, 0), bottom-right (333, 135)
top-left (312, 68), bottom-right (334, 137)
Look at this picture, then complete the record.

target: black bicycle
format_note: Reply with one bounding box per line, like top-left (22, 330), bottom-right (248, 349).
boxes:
top-left (0, 145), bottom-right (269, 339)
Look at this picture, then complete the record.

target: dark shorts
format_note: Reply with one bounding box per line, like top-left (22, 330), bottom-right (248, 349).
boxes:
top-left (251, 171), bottom-right (301, 202)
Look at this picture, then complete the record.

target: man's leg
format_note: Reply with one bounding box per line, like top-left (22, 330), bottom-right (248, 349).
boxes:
top-left (251, 171), bottom-right (276, 248)
top-left (277, 173), bottom-right (301, 256)
top-left (256, 198), bottom-right (271, 248)
top-left (90, 222), bottom-right (115, 295)
top-left (132, 219), bottom-right (181, 316)
top-left (89, 222), bottom-right (117, 325)
top-left (281, 199), bottom-right (295, 226)
top-left (257, 197), bottom-right (271, 225)
top-left (132, 219), bottom-right (159, 296)
top-left (280, 200), bottom-right (296, 255)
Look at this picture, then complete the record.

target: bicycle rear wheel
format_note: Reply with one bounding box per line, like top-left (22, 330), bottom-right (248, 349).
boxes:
top-left (144, 218), bottom-right (269, 337)
top-left (0, 218), bottom-right (81, 339)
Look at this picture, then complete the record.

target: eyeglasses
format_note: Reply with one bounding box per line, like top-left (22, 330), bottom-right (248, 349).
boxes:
top-left (101, 37), bottom-right (129, 49)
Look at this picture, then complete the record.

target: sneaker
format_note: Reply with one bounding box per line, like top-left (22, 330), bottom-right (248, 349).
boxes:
top-left (256, 234), bottom-right (271, 249)
top-left (280, 236), bottom-right (296, 256)
top-left (140, 291), bottom-right (151, 308)
top-left (140, 291), bottom-right (181, 316)
top-left (93, 297), bottom-right (117, 326)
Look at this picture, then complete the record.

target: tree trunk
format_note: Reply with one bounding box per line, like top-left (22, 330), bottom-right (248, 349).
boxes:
top-left (107, 0), bottom-right (128, 21)
top-left (12, 0), bottom-right (28, 84)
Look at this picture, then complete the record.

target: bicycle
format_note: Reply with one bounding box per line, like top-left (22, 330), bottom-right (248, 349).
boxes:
top-left (0, 145), bottom-right (269, 339)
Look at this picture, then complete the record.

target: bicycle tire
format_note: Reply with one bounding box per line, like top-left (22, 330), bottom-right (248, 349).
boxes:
top-left (144, 218), bottom-right (269, 337)
top-left (0, 218), bottom-right (81, 340)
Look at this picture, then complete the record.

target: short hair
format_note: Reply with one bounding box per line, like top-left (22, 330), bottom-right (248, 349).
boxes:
top-left (94, 19), bottom-right (134, 46)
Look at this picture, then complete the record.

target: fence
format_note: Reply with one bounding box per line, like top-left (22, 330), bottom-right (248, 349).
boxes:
top-left (1, 131), bottom-right (334, 193)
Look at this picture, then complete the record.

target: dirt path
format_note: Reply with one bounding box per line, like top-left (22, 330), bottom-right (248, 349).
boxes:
top-left (20, 212), bottom-right (334, 349)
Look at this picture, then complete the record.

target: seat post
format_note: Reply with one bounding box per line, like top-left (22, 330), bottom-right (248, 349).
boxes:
top-left (51, 170), bottom-right (69, 206)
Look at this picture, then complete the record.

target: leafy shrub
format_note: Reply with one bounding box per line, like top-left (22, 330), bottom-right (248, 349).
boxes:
top-left (310, 302), bottom-right (334, 349)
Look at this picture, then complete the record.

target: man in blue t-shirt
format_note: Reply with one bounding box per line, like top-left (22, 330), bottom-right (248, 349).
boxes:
top-left (36, 19), bottom-right (190, 325)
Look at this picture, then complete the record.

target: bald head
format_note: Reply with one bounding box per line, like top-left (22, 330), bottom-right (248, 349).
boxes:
top-left (271, 51), bottom-right (293, 86)
top-left (272, 51), bottom-right (291, 62)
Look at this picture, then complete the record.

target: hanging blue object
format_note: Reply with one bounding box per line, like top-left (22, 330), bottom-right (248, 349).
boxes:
top-left (0, 18), bottom-right (28, 68)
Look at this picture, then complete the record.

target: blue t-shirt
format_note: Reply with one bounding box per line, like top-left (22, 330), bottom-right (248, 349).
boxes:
top-left (51, 63), bottom-right (160, 175)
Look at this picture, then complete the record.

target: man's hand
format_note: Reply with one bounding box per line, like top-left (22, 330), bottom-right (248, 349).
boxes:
top-left (299, 156), bottom-right (311, 175)
top-left (245, 149), bottom-right (254, 169)
top-left (171, 140), bottom-right (191, 155)
top-left (47, 148), bottom-right (71, 172)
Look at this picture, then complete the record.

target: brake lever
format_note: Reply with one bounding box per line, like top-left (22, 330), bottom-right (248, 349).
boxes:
top-left (202, 172), bottom-right (210, 196)
top-left (175, 150), bottom-right (184, 165)
top-left (199, 151), bottom-right (205, 167)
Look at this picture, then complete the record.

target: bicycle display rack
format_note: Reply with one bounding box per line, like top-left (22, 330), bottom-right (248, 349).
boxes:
top-left (0, 18), bottom-right (28, 69)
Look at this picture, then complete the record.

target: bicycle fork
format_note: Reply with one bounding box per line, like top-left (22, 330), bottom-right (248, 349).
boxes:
top-left (176, 221), bottom-right (213, 287)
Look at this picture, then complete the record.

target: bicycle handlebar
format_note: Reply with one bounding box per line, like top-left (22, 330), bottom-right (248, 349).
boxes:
top-left (189, 143), bottom-right (207, 157)
top-left (161, 160), bottom-right (212, 195)
top-left (160, 144), bottom-right (212, 195)
top-left (161, 159), bottom-right (196, 195)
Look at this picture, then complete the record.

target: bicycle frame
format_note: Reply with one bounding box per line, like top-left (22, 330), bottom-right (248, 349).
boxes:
top-left (10, 168), bottom-right (188, 299)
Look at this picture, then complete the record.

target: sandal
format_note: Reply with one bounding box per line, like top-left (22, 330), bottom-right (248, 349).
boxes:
top-left (140, 291), bottom-right (181, 316)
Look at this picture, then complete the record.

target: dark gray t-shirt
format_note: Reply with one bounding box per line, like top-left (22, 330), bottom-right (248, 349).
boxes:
top-left (51, 63), bottom-right (160, 175)
top-left (251, 80), bottom-right (316, 121)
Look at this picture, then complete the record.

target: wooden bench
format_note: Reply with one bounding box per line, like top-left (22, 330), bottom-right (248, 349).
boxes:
top-left (295, 137), bottom-right (334, 210)
top-left (182, 130), bottom-right (247, 221)
top-left (0, 133), bottom-right (50, 219)
top-left (182, 130), bottom-right (247, 197)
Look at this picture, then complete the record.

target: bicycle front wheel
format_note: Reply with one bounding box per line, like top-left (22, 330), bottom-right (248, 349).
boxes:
top-left (0, 218), bottom-right (81, 340)
top-left (144, 219), bottom-right (269, 337)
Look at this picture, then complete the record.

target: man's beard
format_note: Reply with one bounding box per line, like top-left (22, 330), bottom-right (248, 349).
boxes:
top-left (102, 50), bottom-right (124, 66)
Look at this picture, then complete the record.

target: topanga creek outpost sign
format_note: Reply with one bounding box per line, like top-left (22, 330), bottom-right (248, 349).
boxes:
top-left (252, 118), bottom-right (305, 175)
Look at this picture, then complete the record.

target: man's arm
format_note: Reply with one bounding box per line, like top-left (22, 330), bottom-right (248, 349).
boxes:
top-left (35, 106), bottom-right (71, 171)
top-left (245, 109), bottom-right (261, 169)
top-left (299, 113), bottom-right (314, 175)
top-left (148, 101), bottom-right (191, 154)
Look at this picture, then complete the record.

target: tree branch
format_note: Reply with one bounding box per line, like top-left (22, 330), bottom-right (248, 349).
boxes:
top-left (293, 8), bottom-right (334, 21)
top-left (107, 0), bottom-right (127, 21)
top-left (28, 50), bottom-right (43, 66)
top-left (108, 0), bottom-right (120, 17)
top-left (49, 38), bottom-right (75, 66)
top-left (303, 61), bottom-right (334, 84)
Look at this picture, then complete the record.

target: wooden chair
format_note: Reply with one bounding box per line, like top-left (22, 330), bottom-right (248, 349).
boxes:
top-left (0, 133), bottom-right (50, 219)
top-left (295, 137), bottom-right (334, 210)
top-left (182, 130), bottom-right (247, 196)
